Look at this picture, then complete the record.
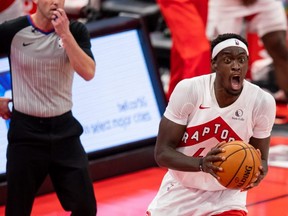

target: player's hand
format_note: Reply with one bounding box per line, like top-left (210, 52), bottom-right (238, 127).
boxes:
top-left (0, 98), bottom-right (12, 120)
top-left (242, 150), bottom-right (266, 191)
top-left (201, 143), bottom-right (226, 179)
top-left (51, 8), bottom-right (71, 39)
top-left (241, 0), bottom-right (257, 6)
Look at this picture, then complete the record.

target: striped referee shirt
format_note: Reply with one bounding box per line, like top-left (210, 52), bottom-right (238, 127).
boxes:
top-left (0, 15), bottom-right (94, 117)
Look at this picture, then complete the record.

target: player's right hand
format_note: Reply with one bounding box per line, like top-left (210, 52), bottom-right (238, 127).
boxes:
top-left (201, 145), bottom-right (226, 179)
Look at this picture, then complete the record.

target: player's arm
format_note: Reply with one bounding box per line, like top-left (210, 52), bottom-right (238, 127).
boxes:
top-left (244, 91), bottom-right (276, 190)
top-left (154, 117), bottom-right (224, 174)
top-left (0, 98), bottom-right (12, 120)
top-left (247, 136), bottom-right (270, 188)
top-left (51, 8), bottom-right (95, 81)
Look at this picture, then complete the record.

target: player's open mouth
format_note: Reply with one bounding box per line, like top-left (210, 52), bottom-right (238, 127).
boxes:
top-left (231, 75), bottom-right (241, 90)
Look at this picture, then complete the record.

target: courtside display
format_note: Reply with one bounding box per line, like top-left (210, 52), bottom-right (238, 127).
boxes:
top-left (0, 16), bottom-right (166, 178)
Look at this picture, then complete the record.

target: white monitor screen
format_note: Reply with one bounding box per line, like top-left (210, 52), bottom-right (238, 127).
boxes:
top-left (73, 29), bottom-right (164, 153)
top-left (0, 17), bottom-right (166, 177)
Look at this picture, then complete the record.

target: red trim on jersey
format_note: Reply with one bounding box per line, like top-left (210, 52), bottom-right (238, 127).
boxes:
top-left (245, 14), bottom-right (257, 22)
top-left (213, 210), bottom-right (247, 216)
top-left (179, 117), bottom-right (241, 147)
top-left (0, 0), bottom-right (15, 12)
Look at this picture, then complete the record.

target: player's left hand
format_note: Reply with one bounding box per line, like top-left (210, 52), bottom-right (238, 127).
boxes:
top-left (242, 150), bottom-right (267, 191)
top-left (51, 8), bottom-right (71, 39)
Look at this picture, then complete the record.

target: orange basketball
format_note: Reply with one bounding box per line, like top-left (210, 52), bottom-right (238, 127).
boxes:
top-left (213, 140), bottom-right (261, 190)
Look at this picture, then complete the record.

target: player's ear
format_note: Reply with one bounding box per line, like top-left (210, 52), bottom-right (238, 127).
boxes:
top-left (211, 59), bottom-right (217, 72)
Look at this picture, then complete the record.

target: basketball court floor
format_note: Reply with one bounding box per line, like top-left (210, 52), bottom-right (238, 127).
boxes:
top-left (0, 163), bottom-right (287, 215)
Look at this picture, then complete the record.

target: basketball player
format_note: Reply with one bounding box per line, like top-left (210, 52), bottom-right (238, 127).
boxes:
top-left (157, 0), bottom-right (211, 99)
top-left (0, 0), bottom-right (97, 215)
top-left (146, 33), bottom-right (276, 215)
top-left (207, 0), bottom-right (288, 101)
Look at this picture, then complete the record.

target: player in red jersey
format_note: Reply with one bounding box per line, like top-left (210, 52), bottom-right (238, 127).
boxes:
top-left (157, 0), bottom-right (211, 99)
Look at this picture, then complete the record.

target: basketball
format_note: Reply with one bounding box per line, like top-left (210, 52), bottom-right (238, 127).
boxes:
top-left (213, 140), bottom-right (261, 190)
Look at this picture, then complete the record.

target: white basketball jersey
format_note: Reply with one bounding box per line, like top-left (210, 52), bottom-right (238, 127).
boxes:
top-left (164, 73), bottom-right (276, 190)
top-left (207, 0), bottom-right (287, 38)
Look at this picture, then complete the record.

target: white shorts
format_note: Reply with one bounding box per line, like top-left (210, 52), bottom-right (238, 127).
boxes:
top-left (146, 172), bottom-right (247, 216)
top-left (206, 0), bottom-right (287, 39)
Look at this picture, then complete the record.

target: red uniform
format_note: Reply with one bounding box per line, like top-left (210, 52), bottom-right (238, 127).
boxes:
top-left (0, 0), bottom-right (23, 23)
top-left (157, 0), bottom-right (211, 99)
top-left (0, 0), bottom-right (15, 12)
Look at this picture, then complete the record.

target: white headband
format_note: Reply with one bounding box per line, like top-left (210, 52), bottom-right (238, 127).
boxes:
top-left (212, 38), bottom-right (249, 59)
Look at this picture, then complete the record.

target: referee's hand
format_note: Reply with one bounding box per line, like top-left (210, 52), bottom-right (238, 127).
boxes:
top-left (0, 98), bottom-right (12, 120)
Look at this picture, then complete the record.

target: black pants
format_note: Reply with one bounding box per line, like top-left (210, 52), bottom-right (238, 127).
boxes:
top-left (5, 110), bottom-right (97, 216)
